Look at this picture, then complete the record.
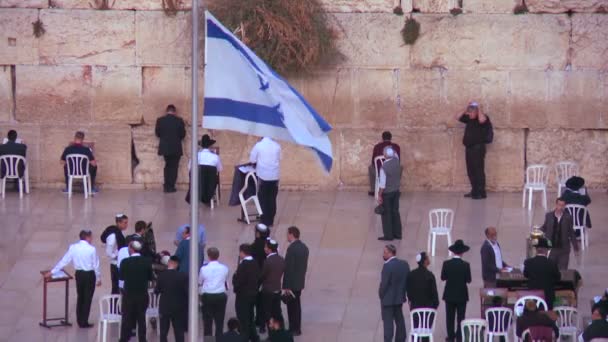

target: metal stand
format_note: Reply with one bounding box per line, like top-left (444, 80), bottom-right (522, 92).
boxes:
top-left (39, 270), bottom-right (73, 328)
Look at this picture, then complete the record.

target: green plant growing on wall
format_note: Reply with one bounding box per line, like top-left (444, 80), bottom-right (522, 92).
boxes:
top-left (162, 0), bottom-right (182, 17)
top-left (209, 0), bottom-right (337, 75)
top-left (32, 19), bottom-right (45, 38)
top-left (90, 0), bottom-right (115, 10)
top-left (401, 16), bottom-right (420, 45)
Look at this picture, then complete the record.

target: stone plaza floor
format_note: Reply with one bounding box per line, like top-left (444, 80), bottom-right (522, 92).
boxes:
top-left (0, 188), bottom-right (606, 342)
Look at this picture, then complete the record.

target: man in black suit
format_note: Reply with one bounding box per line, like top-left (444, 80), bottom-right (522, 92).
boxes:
top-left (379, 244), bottom-right (410, 342)
top-left (119, 241), bottom-right (155, 342)
top-left (282, 226), bottom-right (309, 336)
top-left (540, 197), bottom-right (579, 270)
top-left (233, 244), bottom-right (261, 342)
top-left (582, 306), bottom-right (608, 341)
top-left (155, 255), bottom-right (188, 342)
top-left (523, 238), bottom-right (561, 310)
top-left (441, 240), bottom-right (472, 342)
top-left (0, 129), bottom-right (27, 178)
top-left (155, 104), bottom-right (186, 193)
top-left (407, 251), bottom-right (439, 310)
top-left (261, 239), bottom-right (285, 333)
top-left (480, 227), bottom-right (509, 288)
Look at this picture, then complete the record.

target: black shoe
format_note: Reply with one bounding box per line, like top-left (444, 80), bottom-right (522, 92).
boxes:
top-left (378, 237), bottom-right (393, 241)
top-left (394, 237), bottom-right (402, 240)
top-left (471, 195), bottom-right (485, 200)
top-left (164, 188), bottom-right (177, 193)
top-left (80, 323), bottom-right (94, 328)
top-left (291, 330), bottom-right (302, 336)
top-left (463, 192), bottom-right (472, 198)
top-left (368, 191), bottom-right (375, 196)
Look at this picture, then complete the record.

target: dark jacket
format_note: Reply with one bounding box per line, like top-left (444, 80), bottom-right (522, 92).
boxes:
top-left (540, 211), bottom-right (578, 252)
top-left (562, 189), bottom-right (592, 228)
top-left (101, 225), bottom-right (127, 249)
top-left (261, 253), bottom-right (285, 293)
top-left (406, 266), bottom-right (439, 309)
top-left (379, 258), bottom-right (410, 307)
top-left (232, 258), bottom-right (260, 297)
top-left (523, 255), bottom-right (560, 308)
top-left (441, 257), bottom-right (472, 303)
top-left (515, 310), bottom-right (559, 338)
top-left (0, 141), bottom-right (27, 177)
top-left (119, 255), bottom-right (154, 296)
top-left (371, 141), bottom-right (401, 165)
top-left (480, 240), bottom-right (508, 282)
top-left (282, 240), bottom-right (309, 291)
top-left (175, 238), bottom-right (192, 274)
top-left (459, 114), bottom-right (490, 147)
top-left (251, 237), bottom-right (268, 270)
top-left (185, 165), bottom-right (218, 205)
top-left (268, 329), bottom-right (294, 342)
top-left (582, 319), bottom-right (608, 341)
top-left (155, 113), bottom-right (186, 156)
top-left (218, 330), bottom-right (247, 342)
top-left (155, 269), bottom-right (188, 316)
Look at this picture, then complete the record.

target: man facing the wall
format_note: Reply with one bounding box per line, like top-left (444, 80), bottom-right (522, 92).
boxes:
top-left (155, 104), bottom-right (186, 193)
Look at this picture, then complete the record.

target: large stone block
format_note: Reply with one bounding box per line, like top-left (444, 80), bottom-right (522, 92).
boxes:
top-left (136, 11), bottom-right (191, 66)
top-left (92, 66), bottom-right (142, 124)
top-left (571, 15), bottom-right (608, 71)
top-left (463, 0), bottom-right (518, 13)
top-left (50, 0), bottom-right (192, 10)
top-left (355, 69), bottom-right (398, 128)
top-left (508, 70), bottom-right (550, 129)
top-left (527, 129), bottom-right (608, 188)
top-left (141, 66), bottom-right (188, 125)
top-left (320, 0), bottom-right (404, 12)
top-left (38, 125), bottom-right (132, 184)
top-left (39, 9), bottom-right (135, 65)
top-left (398, 68), bottom-right (445, 128)
top-left (0, 9), bottom-right (39, 65)
top-left (297, 69), bottom-right (355, 127)
top-left (0, 123), bottom-right (41, 182)
top-left (132, 125), bottom-right (164, 185)
top-left (0, 0), bottom-right (47, 8)
top-left (526, 0), bottom-right (608, 13)
top-left (330, 13), bottom-right (409, 67)
top-left (411, 14), bottom-right (570, 70)
top-left (413, 0), bottom-right (451, 13)
top-left (15, 65), bottom-right (93, 124)
top-left (0, 66), bottom-right (12, 122)
top-left (444, 69), bottom-right (483, 125)
top-left (480, 70), bottom-right (510, 128)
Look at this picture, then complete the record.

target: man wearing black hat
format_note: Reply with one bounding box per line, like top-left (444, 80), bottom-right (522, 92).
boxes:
top-left (155, 255), bottom-right (188, 342)
top-left (155, 104), bottom-right (186, 193)
top-left (561, 176), bottom-right (592, 229)
top-left (523, 238), bottom-right (561, 310)
top-left (441, 240), bottom-right (472, 342)
top-left (186, 134), bottom-right (222, 205)
top-left (540, 197), bottom-right (579, 270)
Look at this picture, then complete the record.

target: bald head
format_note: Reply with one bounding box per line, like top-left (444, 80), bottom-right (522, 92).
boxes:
top-left (485, 227), bottom-right (497, 242)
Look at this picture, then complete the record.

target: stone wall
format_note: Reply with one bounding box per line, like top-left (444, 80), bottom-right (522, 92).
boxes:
top-left (0, 0), bottom-right (606, 191)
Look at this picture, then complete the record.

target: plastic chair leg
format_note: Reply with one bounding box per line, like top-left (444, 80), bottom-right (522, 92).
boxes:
top-left (427, 233), bottom-right (432, 256)
top-left (528, 189), bottom-right (533, 211)
top-left (241, 200), bottom-right (250, 224)
top-left (542, 189), bottom-right (547, 209)
top-left (447, 233), bottom-right (453, 257)
top-left (83, 177), bottom-right (89, 199)
top-left (522, 188), bottom-right (526, 208)
top-left (25, 168), bottom-right (30, 194)
top-left (68, 177), bottom-right (73, 199)
top-left (431, 233), bottom-right (436, 257)
top-left (18, 179), bottom-right (23, 199)
top-left (1, 178), bottom-right (5, 199)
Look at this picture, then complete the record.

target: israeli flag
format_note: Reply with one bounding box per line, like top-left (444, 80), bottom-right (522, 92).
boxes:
top-left (203, 11), bottom-right (334, 172)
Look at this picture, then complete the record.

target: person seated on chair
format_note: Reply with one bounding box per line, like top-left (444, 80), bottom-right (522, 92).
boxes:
top-left (368, 131), bottom-right (401, 196)
top-left (198, 134), bottom-right (222, 172)
top-left (561, 176), bottom-right (592, 232)
top-left (583, 306), bottom-right (608, 341)
top-left (516, 300), bottom-right (559, 341)
top-left (60, 131), bottom-right (98, 194)
top-left (0, 130), bottom-right (27, 179)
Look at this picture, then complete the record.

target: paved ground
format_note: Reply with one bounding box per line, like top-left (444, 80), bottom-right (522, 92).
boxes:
top-left (0, 188), bottom-right (606, 342)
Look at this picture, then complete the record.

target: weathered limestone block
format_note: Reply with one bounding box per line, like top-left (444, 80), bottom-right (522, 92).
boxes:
top-left (413, 0), bottom-right (451, 13)
top-left (49, 0), bottom-right (192, 10)
top-left (527, 129), bottom-right (608, 188)
top-left (508, 70), bottom-right (550, 129)
top-left (0, 9), bottom-right (39, 65)
top-left (444, 69), bottom-right (483, 125)
top-left (571, 15), bottom-right (608, 71)
top-left (39, 9), bottom-right (135, 65)
top-left (136, 11), bottom-right (191, 66)
top-left (39, 125), bottom-right (132, 184)
top-left (355, 69), bottom-right (398, 128)
top-left (0, 0), bottom-right (47, 8)
top-left (526, 0), bottom-right (608, 13)
top-left (451, 128), bottom-right (525, 190)
top-left (15, 65), bottom-right (93, 124)
top-left (92, 66), bottom-right (142, 124)
top-left (142, 67), bottom-right (188, 125)
top-left (330, 13), bottom-right (410, 67)
top-left (0, 123), bottom-right (41, 182)
top-left (0, 66), bottom-right (12, 122)
top-left (463, 0), bottom-right (518, 13)
top-left (411, 14), bottom-right (569, 70)
top-left (398, 68), bottom-right (445, 128)
top-left (320, 0), bottom-right (408, 12)
top-left (298, 69), bottom-right (355, 127)
top-left (480, 71), bottom-right (510, 128)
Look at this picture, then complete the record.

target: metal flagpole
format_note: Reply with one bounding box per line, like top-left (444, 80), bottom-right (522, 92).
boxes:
top-left (188, 0), bottom-right (200, 340)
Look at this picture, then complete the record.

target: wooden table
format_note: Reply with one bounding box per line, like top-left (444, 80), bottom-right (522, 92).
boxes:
top-left (39, 270), bottom-right (73, 328)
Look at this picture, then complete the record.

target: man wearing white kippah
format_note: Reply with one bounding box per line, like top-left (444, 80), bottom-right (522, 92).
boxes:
top-left (378, 146), bottom-right (403, 241)
top-left (101, 213), bottom-right (129, 295)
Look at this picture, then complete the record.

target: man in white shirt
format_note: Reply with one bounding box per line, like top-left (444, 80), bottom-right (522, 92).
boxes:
top-left (198, 247), bottom-right (229, 337)
top-left (101, 213), bottom-right (129, 294)
top-left (198, 134), bottom-right (222, 172)
top-left (45, 230), bottom-right (101, 328)
top-left (480, 227), bottom-right (509, 288)
top-left (249, 137), bottom-right (281, 226)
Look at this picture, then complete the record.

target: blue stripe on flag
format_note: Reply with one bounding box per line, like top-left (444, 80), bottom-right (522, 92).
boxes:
top-left (204, 98), bottom-right (286, 128)
top-left (313, 147), bottom-right (333, 172)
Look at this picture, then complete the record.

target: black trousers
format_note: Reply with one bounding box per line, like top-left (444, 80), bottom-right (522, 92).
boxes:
top-left (445, 301), bottom-right (467, 341)
top-left (235, 294), bottom-right (259, 342)
top-left (255, 291), bottom-right (264, 327)
top-left (286, 290), bottom-right (302, 333)
top-left (201, 293), bottom-right (227, 336)
top-left (262, 291), bottom-right (283, 328)
top-left (381, 191), bottom-right (402, 240)
top-left (465, 144), bottom-right (486, 196)
top-left (75, 270), bottom-right (96, 327)
top-left (381, 304), bottom-right (406, 342)
top-left (119, 293), bottom-right (149, 342)
top-left (64, 165), bottom-right (97, 188)
top-left (163, 155), bottom-right (181, 190)
top-left (258, 179), bottom-right (279, 226)
top-left (110, 264), bottom-right (120, 295)
top-left (159, 312), bottom-right (185, 342)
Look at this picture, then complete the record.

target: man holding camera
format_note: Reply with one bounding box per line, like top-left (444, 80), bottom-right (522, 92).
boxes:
top-left (455, 101), bottom-right (491, 199)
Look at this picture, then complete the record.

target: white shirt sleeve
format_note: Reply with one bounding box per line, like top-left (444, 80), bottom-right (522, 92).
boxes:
top-left (51, 245), bottom-right (73, 274)
top-left (379, 168), bottom-right (387, 189)
top-left (198, 266), bottom-right (205, 286)
top-left (249, 144), bottom-right (259, 164)
top-left (93, 248), bottom-right (101, 281)
top-left (105, 233), bottom-right (117, 259)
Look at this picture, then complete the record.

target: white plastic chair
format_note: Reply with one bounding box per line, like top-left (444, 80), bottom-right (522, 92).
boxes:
top-left (554, 306), bottom-right (578, 340)
top-left (145, 289), bottom-right (160, 332)
top-left (555, 161), bottom-right (579, 196)
top-left (239, 171), bottom-right (263, 224)
top-left (97, 294), bottom-right (121, 342)
top-left (65, 154), bottom-right (91, 199)
top-left (210, 181), bottom-right (220, 209)
top-left (409, 308), bottom-right (437, 342)
top-left (428, 209), bottom-right (454, 256)
top-left (0, 155), bottom-right (27, 199)
top-left (565, 204), bottom-right (588, 250)
top-left (522, 164), bottom-right (549, 210)
top-left (461, 319), bottom-right (487, 342)
top-left (373, 155), bottom-right (386, 202)
top-left (486, 307), bottom-right (512, 342)
top-left (514, 296), bottom-right (548, 342)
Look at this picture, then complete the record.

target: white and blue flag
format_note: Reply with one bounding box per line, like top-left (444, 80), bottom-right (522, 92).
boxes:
top-left (203, 11), bottom-right (334, 172)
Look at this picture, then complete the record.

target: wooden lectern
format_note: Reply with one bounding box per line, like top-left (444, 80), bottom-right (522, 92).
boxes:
top-left (39, 270), bottom-right (73, 328)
